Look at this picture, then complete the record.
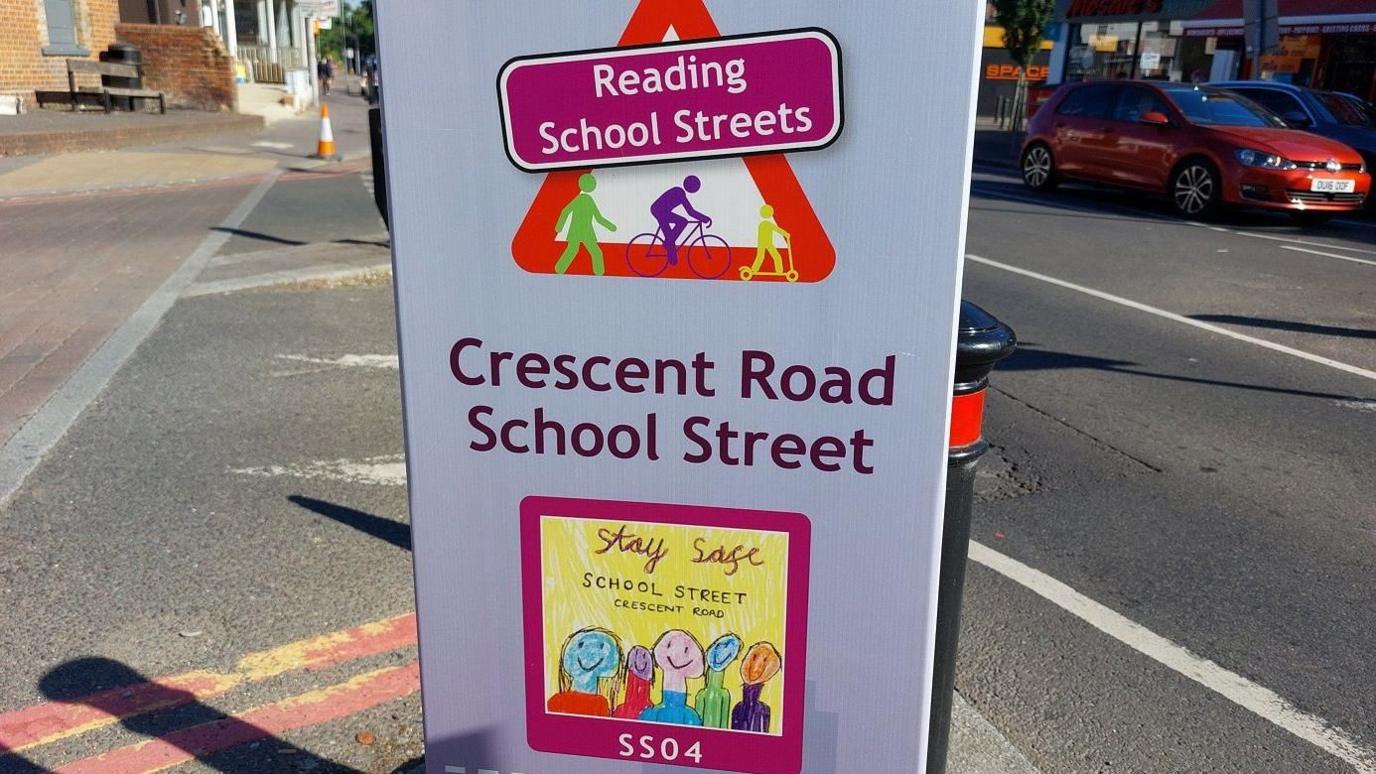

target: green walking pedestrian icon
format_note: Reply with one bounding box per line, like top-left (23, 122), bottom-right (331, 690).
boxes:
top-left (554, 173), bottom-right (617, 276)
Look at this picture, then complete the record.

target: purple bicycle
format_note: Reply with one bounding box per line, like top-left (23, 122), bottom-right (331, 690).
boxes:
top-left (625, 220), bottom-right (732, 279)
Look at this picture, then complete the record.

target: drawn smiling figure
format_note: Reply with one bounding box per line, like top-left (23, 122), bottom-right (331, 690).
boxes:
top-left (612, 645), bottom-right (655, 719)
top-left (694, 633), bottom-right (742, 729)
top-left (639, 629), bottom-right (706, 726)
top-left (547, 627), bottom-right (621, 717)
top-left (731, 641), bottom-right (782, 733)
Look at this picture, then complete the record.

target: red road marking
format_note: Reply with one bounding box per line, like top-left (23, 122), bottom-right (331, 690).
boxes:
top-left (55, 661), bottom-right (421, 774)
top-left (0, 613), bottom-right (416, 751)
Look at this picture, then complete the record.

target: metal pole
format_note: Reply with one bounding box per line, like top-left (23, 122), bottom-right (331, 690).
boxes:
top-left (925, 301), bottom-right (1016, 774)
top-left (1128, 20), bottom-right (1143, 79)
top-left (307, 13), bottom-right (320, 106)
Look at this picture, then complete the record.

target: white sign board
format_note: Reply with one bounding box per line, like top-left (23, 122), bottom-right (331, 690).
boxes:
top-left (376, 1), bottom-right (984, 772)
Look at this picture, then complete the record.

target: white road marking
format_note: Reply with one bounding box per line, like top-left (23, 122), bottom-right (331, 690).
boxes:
top-left (973, 174), bottom-right (1376, 257)
top-left (1225, 229), bottom-right (1376, 257)
top-left (966, 253), bottom-right (1376, 382)
top-left (1280, 244), bottom-right (1376, 268)
top-left (969, 541), bottom-right (1376, 773)
top-left (233, 454), bottom-right (406, 487)
top-left (1337, 399), bottom-right (1376, 413)
top-left (183, 263), bottom-right (392, 297)
top-left (252, 141), bottom-right (295, 149)
top-left (277, 354), bottom-right (398, 369)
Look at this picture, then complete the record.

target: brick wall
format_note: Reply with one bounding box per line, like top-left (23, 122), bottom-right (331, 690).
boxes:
top-left (0, 0), bottom-right (122, 106)
top-left (116, 23), bottom-right (235, 112)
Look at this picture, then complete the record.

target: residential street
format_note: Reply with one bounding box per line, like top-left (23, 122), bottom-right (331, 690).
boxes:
top-left (2, 93), bottom-right (1376, 774)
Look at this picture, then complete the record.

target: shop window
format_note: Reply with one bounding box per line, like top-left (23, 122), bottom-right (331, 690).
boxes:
top-left (42, 0), bottom-right (88, 56)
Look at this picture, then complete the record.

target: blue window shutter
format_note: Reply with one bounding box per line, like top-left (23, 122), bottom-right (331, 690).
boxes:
top-left (44, 0), bottom-right (77, 47)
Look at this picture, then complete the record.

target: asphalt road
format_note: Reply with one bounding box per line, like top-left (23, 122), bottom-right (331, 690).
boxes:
top-left (0, 135), bottom-right (412, 772)
top-left (957, 165), bottom-right (1376, 773)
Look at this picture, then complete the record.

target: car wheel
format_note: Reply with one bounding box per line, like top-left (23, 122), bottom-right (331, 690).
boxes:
top-left (1021, 144), bottom-right (1058, 191)
top-left (1171, 161), bottom-right (1220, 217)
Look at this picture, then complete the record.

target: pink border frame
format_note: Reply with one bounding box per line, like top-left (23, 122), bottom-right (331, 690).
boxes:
top-left (520, 496), bottom-right (811, 773)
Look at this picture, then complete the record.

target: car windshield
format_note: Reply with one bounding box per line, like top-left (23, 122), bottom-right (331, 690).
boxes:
top-left (1162, 86), bottom-right (1285, 128)
top-left (1314, 91), bottom-right (1376, 128)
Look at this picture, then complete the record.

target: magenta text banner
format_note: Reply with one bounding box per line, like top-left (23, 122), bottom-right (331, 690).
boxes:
top-left (498, 29), bottom-right (843, 172)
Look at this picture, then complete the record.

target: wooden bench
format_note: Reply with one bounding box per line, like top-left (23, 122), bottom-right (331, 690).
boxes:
top-left (66, 59), bottom-right (166, 114)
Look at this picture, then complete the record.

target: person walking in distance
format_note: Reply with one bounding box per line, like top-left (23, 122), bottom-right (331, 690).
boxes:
top-left (650, 175), bottom-right (711, 266)
top-left (555, 173), bottom-right (617, 276)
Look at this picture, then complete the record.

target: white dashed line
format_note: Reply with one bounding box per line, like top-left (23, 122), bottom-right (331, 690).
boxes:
top-left (970, 541), bottom-right (1376, 773)
top-left (232, 454), bottom-right (407, 487)
top-left (1280, 244), bottom-right (1376, 268)
top-left (277, 354), bottom-right (399, 369)
top-left (967, 253), bottom-right (1376, 382)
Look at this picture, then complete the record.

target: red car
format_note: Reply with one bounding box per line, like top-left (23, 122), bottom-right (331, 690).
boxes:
top-left (1021, 81), bottom-right (1371, 222)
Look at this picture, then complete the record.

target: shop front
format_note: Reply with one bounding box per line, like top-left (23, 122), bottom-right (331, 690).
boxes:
top-left (1052, 0), bottom-right (1376, 101)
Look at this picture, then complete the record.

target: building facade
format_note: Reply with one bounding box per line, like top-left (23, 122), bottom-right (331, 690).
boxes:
top-left (1050, 0), bottom-right (1376, 101)
top-left (1, 0), bottom-right (121, 105)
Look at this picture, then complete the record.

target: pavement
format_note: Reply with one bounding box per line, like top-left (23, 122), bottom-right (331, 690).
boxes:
top-left (0, 109), bottom-right (264, 158)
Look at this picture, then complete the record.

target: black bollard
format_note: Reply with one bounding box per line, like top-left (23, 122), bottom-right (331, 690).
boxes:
top-left (369, 106), bottom-right (389, 230)
top-left (926, 301), bottom-right (1017, 774)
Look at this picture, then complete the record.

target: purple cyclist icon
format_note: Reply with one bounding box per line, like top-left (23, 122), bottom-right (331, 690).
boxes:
top-left (650, 175), bottom-right (712, 266)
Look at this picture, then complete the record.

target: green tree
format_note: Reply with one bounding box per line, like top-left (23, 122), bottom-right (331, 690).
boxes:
top-left (317, 1), bottom-right (375, 72)
top-left (992, 0), bottom-right (1055, 131)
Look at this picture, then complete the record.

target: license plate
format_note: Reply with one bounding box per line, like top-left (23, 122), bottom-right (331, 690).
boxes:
top-left (1310, 178), bottom-right (1356, 193)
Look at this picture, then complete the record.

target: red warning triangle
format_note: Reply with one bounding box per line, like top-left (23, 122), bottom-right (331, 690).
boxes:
top-left (511, 0), bottom-right (835, 283)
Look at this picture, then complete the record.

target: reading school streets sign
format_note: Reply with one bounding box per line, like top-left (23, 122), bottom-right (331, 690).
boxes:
top-left (376, 1), bottom-right (985, 772)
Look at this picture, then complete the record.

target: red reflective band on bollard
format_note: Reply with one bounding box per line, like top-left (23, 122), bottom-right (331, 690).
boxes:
top-left (949, 388), bottom-right (986, 449)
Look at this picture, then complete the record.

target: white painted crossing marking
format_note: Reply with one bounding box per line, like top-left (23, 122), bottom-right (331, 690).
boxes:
top-left (970, 541), bottom-right (1376, 773)
top-left (1280, 244), bottom-right (1376, 268)
top-left (967, 253), bottom-right (1376, 382)
top-left (277, 354), bottom-right (399, 369)
top-left (1337, 399), bottom-right (1376, 413)
top-left (232, 454), bottom-right (406, 487)
top-left (1225, 229), bottom-right (1376, 257)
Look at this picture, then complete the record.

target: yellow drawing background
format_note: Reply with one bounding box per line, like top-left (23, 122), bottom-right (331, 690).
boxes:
top-left (539, 513), bottom-right (790, 734)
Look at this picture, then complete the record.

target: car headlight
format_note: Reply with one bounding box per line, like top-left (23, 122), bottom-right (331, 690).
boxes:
top-left (1234, 148), bottom-right (1296, 170)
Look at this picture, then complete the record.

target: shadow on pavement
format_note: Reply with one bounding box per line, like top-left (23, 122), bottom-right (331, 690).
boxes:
top-left (31, 657), bottom-right (354, 773)
top-left (1000, 344), bottom-right (1369, 402)
top-left (211, 226), bottom-right (307, 247)
top-left (289, 495), bottom-right (411, 551)
top-left (1190, 314), bottom-right (1376, 340)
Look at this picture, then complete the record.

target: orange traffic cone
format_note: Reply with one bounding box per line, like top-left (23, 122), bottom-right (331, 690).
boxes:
top-left (310, 103), bottom-right (340, 161)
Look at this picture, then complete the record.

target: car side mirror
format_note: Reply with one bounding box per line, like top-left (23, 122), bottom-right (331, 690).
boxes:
top-left (1282, 110), bottom-right (1312, 128)
top-left (1139, 111), bottom-right (1171, 127)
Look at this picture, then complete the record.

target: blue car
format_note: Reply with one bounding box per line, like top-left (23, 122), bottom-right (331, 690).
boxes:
top-left (1212, 81), bottom-right (1376, 204)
